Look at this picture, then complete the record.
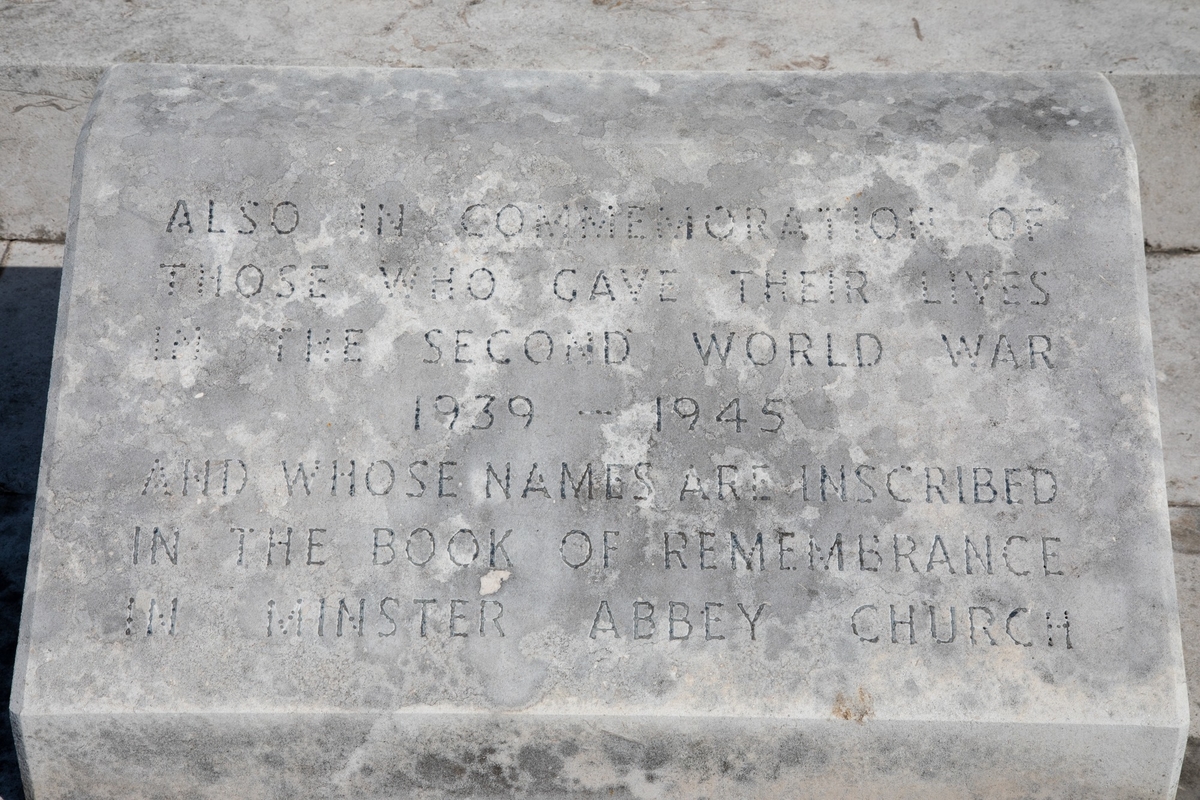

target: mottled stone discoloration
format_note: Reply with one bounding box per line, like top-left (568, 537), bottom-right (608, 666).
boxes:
top-left (11, 66), bottom-right (1187, 797)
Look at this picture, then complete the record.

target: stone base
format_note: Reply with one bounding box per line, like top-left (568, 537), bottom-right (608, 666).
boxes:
top-left (14, 713), bottom-right (1187, 799)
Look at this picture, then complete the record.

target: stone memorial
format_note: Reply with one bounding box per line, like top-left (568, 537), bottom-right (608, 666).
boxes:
top-left (12, 65), bottom-right (1188, 798)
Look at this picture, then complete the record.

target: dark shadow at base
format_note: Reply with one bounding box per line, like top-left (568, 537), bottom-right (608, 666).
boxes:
top-left (0, 498), bottom-right (31, 800)
top-left (0, 266), bottom-right (62, 800)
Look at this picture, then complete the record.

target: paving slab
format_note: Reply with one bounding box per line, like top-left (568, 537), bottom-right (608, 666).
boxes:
top-left (1110, 75), bottom-right (1200, 252)
top-left (1173, 506), bottom-right (1200, 800)
top-left (9, 64), bottom-right (1188, 798)
top-left (1148, 253), bottom-right (1200, 506)
top-left (3, 1), bottom-right (1200, 246)
top-left (0, 243), bottom-right (63, 268)
top-left (5, 0), bottom-right (1200, 71)
top-left (0, 66), bottom-right (102, 242)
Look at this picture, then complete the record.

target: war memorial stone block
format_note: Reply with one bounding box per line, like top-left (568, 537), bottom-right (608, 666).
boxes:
top-left (11, 65), bottom-right (1188, 798)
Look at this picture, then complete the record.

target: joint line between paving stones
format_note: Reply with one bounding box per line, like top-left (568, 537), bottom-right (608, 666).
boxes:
top-left (1146, 243), bottom-right (1200, 256)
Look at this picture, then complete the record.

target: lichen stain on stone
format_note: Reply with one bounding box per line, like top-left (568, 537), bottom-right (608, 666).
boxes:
top-left (517, 742), bottom-right (565, 781)
top-left (639, 740), bottom-right (670, 771)
top-left (415, 752), bottom-right (466, 783)
top-left (413, 747), bottom-right (525, 792)
top-left (832, 687), bottom-right (873, 722)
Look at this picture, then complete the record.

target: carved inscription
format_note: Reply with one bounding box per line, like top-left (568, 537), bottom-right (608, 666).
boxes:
top-left (125, 183), bottom-right (1077, 659)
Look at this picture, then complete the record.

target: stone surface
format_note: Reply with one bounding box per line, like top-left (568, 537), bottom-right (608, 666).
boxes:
top-left (5, 0), bottom-right (1199, 71)
top-left (3, 1), bottom-right (1200, 247)
top-left (0, 242), bottom-right (64, 268)
top-left (1148, 254), bottom-right (1200, 506)
top-left (1173, 507), bottom-right (1200, 800)
top-left (1153, 250), bottom-right (1200, 798)
top-left (12, 65), bottom-right (1188, 798)
top-left (1110, 75), bottom-right (1200, 252)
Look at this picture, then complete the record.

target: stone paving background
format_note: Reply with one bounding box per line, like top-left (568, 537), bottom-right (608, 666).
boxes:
top-left (3, 1), bottom-right (1200, 796)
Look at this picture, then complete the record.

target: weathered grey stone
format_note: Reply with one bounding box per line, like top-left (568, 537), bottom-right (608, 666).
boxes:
top-left (0, 65), bottom-right (103, 242)
top-left (1172, 509), bottom-right (1200, 729)
top-left (1109, 75), bottom-right (1200, 252)
top-left (1173, 507), bottom-right (1200, 800)
top-left (12, 65), bottom-right (1187, 798)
